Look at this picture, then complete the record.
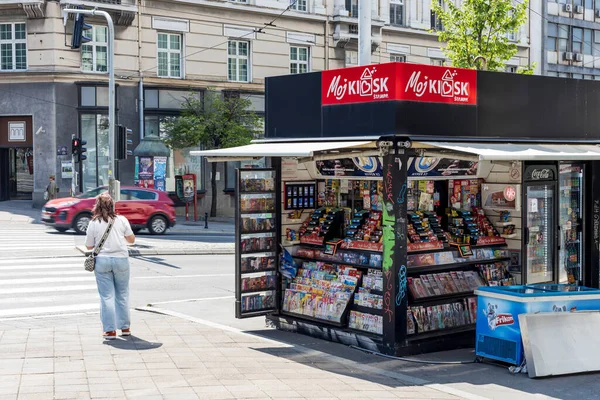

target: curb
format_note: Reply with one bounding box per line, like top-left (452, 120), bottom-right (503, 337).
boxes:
top-left (75, 245), bottom-right (235, 257)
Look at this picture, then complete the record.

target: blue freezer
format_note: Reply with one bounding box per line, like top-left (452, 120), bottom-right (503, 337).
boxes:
top-left (474, 284), bottom-right (600, 365)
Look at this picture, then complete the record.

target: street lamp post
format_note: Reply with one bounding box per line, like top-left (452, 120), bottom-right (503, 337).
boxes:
top-left (62, 8), bottom-right (119, 200)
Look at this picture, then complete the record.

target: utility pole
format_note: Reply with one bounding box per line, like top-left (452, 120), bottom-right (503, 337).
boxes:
top-left (63, 8), bottom-right (119, 200)
top-left (359, 0), bottom-right (372, 65)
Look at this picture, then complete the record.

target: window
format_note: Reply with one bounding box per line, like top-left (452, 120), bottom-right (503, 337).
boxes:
top-left (506, 66), bottom-right (518, 73)
top-left (390, 0), bottom-right (404, 26)
top-left (507, 10), bottom-right (517, 41)
top-left (345, 50), bottom-right (358, 66)
top-left (346, 0), bottom-right (358, 17)
top-left (157, 33), bottom-right (182, 78)
top-left (225, 159), bottom-right (266, 190)
top-left (80, 114), bottom-right (109, 192)
top-left (390, 54), bottom-right (406, 62)
top-left (547, 23), bottom-right (569, 53)
top-left (586, 0), bottom-right (593, 8)
top-left (0, 23), bottom-right (26, 71)
top-left (80, 86), bottom-right (108, 107)
top-left (291, 0), bottom-right (308, 12)
top-left (431, 59), bottom-right (445, 66)
top-left (573, 27), bottom-right (583, 54)
top-left (228, 40), bottom-right (250, 82)
top-left (573, 73), bottom-right (583, 79)
top-left (431, 0), bottom-right (444, 31)
top-left (290, 46), bottom-right (309, 74)
top-left (82, 26), bottom-right (107, 73)
top-left (584, 74), bottom-right (595, 79)
top-left (584, 29), bottom-right (593, 55)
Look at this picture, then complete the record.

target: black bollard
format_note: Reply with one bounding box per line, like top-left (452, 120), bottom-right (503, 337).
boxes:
top-left (204, 212), bottom-right (209, 229)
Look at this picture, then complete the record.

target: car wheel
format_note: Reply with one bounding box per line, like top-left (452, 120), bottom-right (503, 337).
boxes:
top-left (55, 227), bottom-right (69, 233)
top-left (73, 213), bottom-right (92, 235)
top-left (148, 215), bottom-right (168, 235)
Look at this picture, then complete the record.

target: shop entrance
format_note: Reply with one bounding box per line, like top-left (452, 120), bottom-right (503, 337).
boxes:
top-left (0, 147), bottom-right (33, 201)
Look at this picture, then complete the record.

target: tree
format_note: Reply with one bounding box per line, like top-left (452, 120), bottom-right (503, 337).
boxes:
top-left (432, 0), bottom-right (533, 73)
top-left (164, 89), bottom-right (260, 217)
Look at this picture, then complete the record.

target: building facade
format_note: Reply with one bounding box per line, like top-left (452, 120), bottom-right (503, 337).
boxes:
top-left (531, 0), bottom-right (600, 78)
top-left (0, 0), bottom-right (532, 215)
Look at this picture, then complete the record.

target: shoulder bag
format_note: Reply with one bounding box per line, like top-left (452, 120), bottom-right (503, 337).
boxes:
top-left (84, 218), bottom-right (115, 272)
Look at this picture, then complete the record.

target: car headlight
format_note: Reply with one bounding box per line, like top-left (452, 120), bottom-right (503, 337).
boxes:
top-left (62, 200), bottom-right (80, 207)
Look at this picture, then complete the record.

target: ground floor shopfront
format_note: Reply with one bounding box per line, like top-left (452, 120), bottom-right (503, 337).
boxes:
top-left (0, 80), bottom-right (254, 216)
top-left (197, 62), bottom-right (600, 356)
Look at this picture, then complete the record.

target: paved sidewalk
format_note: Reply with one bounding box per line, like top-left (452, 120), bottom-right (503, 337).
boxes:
top-left (0, 311), bottom-right (463, 400)
top-left (0, 201), bottom-right (39, 224)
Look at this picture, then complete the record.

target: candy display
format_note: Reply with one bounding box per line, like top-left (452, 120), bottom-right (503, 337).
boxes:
top-left (299, 208), bottom-right (344, 245)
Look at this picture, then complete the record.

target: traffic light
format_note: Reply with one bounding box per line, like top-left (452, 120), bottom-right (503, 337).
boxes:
top-left (71, 10), bottom-right (92, 50)
top-left (116, 125), bottom-right (134, 160)
top-left (72, 138), bottom-right (80, 156)
top-left (79, 139), bottom-right (87, 162)
top-left (71, 137), bottom-right (87, 162)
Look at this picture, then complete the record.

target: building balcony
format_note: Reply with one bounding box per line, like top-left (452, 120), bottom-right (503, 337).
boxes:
top-left (60, 0), bottom-right (137, 25)
top-left (0, 0), bottom-right (46, 18)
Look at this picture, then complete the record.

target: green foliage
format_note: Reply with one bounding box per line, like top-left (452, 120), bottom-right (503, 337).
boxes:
top-left (164, 89), bottom-right (260, 151)
top-left (432, 0), bottom-right (529, 72)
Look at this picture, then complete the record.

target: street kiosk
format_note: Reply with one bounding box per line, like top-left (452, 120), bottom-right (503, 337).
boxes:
top-left (194, 62), bottom-right (600, 356)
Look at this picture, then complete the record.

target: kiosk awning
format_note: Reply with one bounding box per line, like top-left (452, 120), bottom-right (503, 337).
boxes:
top-left (191, 141), bottom-right (377, 162)
top-left (419, 142), bottom-right (600, 161)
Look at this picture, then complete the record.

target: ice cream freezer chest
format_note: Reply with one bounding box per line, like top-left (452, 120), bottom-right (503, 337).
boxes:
top-left (474, 285), bottom-right (600, 365)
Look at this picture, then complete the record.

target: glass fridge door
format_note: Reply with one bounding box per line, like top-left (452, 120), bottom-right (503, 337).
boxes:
top-left (558, 164), bottom-right (583, 285)
top-left (525, 184), bottom-right (555, 284)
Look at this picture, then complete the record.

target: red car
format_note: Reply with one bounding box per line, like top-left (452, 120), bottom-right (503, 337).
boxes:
top-left (41, 186), bottom-right (177, 235)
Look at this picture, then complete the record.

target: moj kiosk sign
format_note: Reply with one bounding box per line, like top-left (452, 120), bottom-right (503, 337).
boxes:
top-left (322, 63), bottom-right (478, 106)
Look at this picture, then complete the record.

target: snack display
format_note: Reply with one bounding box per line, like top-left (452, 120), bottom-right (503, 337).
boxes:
top-left (299, 208), bottom-right (345, 245)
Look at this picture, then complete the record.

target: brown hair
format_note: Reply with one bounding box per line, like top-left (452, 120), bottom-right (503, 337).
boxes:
top-left (92, 193), bottom-right (117, 223)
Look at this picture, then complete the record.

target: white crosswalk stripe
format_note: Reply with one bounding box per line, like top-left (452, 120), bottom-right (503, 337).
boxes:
top-left (0, 225), bottom-right (79, 258)
top-left (0, 257), bottom-right (99, 319)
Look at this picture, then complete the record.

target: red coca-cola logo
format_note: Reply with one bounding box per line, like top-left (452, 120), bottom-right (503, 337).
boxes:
top-left (495, 313), bottom-right (515, 326)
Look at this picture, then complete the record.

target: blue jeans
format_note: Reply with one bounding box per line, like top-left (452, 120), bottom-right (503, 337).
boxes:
top-left (95, 256), bottom-right (130, 333)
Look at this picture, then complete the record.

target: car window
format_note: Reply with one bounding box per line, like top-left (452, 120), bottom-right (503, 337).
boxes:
top-left (129, 190), bottom-right (158, 201)
top-left (77, 187), bottom-right (107, 199)
top-left (119, 189), bottom-right (157, 201)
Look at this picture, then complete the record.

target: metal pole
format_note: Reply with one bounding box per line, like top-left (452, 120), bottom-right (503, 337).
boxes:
top-left (63, 8), bottom-right (117, 199)
top-left (359, 0), bottom-right (372, 65)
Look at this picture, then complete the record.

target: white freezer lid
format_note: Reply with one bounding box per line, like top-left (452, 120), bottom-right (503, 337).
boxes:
top-left (417, 142), bottom-right (600, 161)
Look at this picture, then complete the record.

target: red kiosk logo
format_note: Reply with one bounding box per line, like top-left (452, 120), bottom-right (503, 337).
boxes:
top-left (405, 69), bottom-right (471, 102)
top-left (326, 66), bottom-right (390, 101)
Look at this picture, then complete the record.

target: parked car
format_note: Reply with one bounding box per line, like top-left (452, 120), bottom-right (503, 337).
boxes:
top-left (41, 186), bottom-right (176, 235)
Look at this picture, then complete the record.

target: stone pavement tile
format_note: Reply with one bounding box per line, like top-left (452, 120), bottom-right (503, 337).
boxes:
top-left (145, 362), bottom-right (178, 370)
top-left (193, 385), bottom-right (231, 395)
top-left (230, 390), bottom-right (269, 399)
top-left (119, 377), bottom-right (157, 391)
top-left (86, 370), bottom-right (119, 380)
top-left (17, 393), bottom-right (54, 400)
top-left (19, 374), bottom-right (53, 386)
top-left (194, 392), bottom-right (236, 400)
top-left (124, 389), bottom-right (163, 399)
top-left (159, 386), bottom-right (198, 396)
top-left (54, 384), bottom-right (89, 392)
top-left (151, 374), bottom-right (189, 387)
top-left (87, 377), bottom-right (121, 385)
top-left (0, 360), bottom-right (23, 375)
top-left (218, 379), bottom-right (254, 388)
top-left (115, 362), bottom-right (148, 371)
top-left (17, 383), bottom-right (53, 394)
top-left (295, 389), bottom-right (339, 399)
top-left (117, 369), bottom-right (151, 379)
top-left (88, 389), bottom-right (126, 399)
top-left (359, 390), bottom-right (401, 399)
top-left (0, 387), bottom-right (18, 396)
top-left (54, 360), bottom-right (85, 373)
top-left (148, 368), bottom-right (184, 378)
top-left (249, 379), bottom-right (290, 391)
top-left (243, 373), bottom-right (276, 380)
top-left (183, 374), bottom-right (220, 387)
top-left (261, 389), bottom-right (304, 398)
top-left (54, 392), bottom-right (91, 400)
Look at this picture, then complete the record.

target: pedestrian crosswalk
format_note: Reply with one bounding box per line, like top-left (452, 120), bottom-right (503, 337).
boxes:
top-left (0, 257), bottom-right (99, 319)
top-left (0, 225), bottom-right (79, 258)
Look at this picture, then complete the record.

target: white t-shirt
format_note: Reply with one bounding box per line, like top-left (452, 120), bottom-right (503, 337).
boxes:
top-left (85, 215), bottom-right (133, 258)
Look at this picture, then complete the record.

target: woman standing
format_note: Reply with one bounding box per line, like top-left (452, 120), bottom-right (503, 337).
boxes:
top-left (85, 193), bottom-right (135, 340)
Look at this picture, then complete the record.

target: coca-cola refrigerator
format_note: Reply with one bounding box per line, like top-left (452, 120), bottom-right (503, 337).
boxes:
top-left (522, 164), bottom-right (558, 284)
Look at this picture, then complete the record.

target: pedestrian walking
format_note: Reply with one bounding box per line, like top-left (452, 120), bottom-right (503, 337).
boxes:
top-left (44, 175), bottom-right (58, 201)
top-left (85, 193), bottom-right (136, 340)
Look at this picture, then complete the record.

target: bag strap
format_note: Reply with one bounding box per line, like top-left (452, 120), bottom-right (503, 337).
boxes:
top-left (93, 218), bottom-right (115, 256)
